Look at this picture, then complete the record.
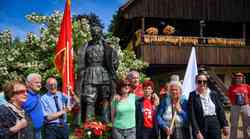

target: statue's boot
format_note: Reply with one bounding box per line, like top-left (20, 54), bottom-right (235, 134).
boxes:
top-left (85, 103), bottom-right (95, 122)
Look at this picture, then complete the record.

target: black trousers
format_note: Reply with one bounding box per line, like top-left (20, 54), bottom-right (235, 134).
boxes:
top-left (137, 127), bottom-right (157, 139)
top-left (160, 127), bottom-right (190, 139)
top-left (44, 123), bottom-right (69, 139)
top-left (202, 116), bottom-right (221, 139)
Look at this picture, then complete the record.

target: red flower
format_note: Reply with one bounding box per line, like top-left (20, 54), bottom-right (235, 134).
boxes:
top-left (93, 128), bottom-right (103, 136)
top-left (74, 128), bottom-right (84, 138)
top-left (83, 121), bottom-right (107, 136)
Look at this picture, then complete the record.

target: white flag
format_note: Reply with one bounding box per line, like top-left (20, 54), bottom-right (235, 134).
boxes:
top-left (182, 47), bottom-right (198, 100)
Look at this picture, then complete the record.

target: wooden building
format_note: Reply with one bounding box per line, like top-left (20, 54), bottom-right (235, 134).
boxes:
top-left (115, 0), bottom-right (250, 93)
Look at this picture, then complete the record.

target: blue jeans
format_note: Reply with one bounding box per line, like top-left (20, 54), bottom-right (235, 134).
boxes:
top-left (44, 123), bottom-right (69, 139)
top-left (112, 127), bottom-right (136, 139)
top-left (34, 129), bottom-right (41, 139)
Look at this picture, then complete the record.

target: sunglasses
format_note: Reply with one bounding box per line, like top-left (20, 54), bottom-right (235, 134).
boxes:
top-left (197, 80), bottom-right (208, 84)
top-left (14, 89), bottom-right (27, 94)
top-left (47, 83), bottom-right (57, 88)
top-left (131, 76), bottom-right (139, 79)
top-left (122, 84), bottom-right (131, 87)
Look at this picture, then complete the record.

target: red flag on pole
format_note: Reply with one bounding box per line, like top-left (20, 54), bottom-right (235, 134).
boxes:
top-left (54, 0), bottom-right (74, 96)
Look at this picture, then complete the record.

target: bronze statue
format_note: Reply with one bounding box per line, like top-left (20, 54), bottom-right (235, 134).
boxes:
top-left (78, 15), bottom-right (119, 123)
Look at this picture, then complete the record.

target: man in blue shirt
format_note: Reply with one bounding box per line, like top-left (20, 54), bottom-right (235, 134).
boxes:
top-left (22, 73), bottom-right (44, 139)
top-left (41, 77), bottom-right (70, 139)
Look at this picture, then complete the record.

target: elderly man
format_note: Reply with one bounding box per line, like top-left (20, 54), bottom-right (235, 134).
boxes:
top-left (22, 73), bottom-right (44, 139)
top-left (127, 70), bottom-right (144, 97)
top-left (41, 77), bottom-right (70, 139)
top-left (228, 72), bottom-right (250, 139)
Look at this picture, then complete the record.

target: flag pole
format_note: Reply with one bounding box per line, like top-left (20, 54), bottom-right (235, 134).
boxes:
top-left (182, 47), bottom-right (198, 139)
top-left (66, 0), bottom-right (71, 107)
top-left (66, 41), bottom-right (70, 96)
top-left (66, 0), bottom-right (71, 97)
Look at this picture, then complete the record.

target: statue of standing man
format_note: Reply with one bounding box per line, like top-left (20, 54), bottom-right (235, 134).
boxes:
top-left (78, 15), bottom-right (119, 123)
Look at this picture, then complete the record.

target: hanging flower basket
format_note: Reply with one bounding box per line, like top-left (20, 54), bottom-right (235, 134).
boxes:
top-left (163, 25), bottom-right (175, 35)
top-left (146, 27), bottom-right (158, 35)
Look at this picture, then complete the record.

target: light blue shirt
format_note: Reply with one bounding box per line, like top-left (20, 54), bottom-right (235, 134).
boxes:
top-left (41, 91), bottom-right (68, 123)
top-left (0, 92), bottom-right (7, 105)
top-left (157, 95), bottom-right (188, 129)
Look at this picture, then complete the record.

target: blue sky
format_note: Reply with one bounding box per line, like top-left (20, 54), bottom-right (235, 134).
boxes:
top-left (0, 0), bottom-right (127, 39)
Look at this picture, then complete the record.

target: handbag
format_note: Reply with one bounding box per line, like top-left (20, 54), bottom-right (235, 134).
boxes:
top-left (235, 93), bottom-right (246, 106)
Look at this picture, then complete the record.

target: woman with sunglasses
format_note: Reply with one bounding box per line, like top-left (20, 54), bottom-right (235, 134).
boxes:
top-left (111, 79), bottom-right (137, 139)
top-left (0, 80), bottom-right (34, 139)
top-left (188, 73), bottom-right (229, 139)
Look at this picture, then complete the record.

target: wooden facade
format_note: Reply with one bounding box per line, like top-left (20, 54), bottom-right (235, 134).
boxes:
top-left (116, 0), bottom-right (250, 97)
top-left (118, 0), bottom-right (250, 67)
top-left (121, 0), bottom-right (250, 22)
top-left (139, 46), bottom-right (250, 66)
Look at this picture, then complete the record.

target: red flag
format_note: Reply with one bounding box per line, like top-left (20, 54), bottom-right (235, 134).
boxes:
top-left (54, 0), bottom-right (74, 96)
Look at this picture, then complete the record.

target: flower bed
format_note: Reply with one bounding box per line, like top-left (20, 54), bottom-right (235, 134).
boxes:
top-left (73, 121), bottom-right (112, 139)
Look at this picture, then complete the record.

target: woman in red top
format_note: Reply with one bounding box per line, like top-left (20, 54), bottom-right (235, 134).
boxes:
top-left (136, 80), bottom-right (159, 139)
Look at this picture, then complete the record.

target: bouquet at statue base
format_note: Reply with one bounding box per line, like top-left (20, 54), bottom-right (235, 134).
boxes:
top-left (73, 121), bottom-right (112, 139)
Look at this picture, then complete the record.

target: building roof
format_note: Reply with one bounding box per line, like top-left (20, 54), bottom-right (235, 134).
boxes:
top-left (120, 0), bottom-right (135, 11)
top-left (119, 0), bottom-right (250, 22)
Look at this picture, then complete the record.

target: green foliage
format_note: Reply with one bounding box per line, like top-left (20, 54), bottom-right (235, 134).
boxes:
top-left (0, 11), bottom-right (148, 86)
top-left (108, 11), bottom-right (132, 48)
top-left (105, 33), bottom-right (148, 79)
top-left (0, 11), bottom-right (91, 85)
top-left (0, 30), bottom-right (12, 47)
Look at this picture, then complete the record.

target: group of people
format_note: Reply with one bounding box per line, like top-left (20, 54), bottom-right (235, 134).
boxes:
top-left (111, 70), bottom-right (250, 139)
top-left (0, 73), bottom-right (78, 139)
top-left (0, 70), bottom-right (249, 139)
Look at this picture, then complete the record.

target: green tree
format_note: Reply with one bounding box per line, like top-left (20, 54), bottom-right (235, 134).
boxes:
top-left (105, 32), bottom-right (148, 79)
top-left (0, 11), bottom-right (148, 87)
top-left (108, 11), bottom-right (135, 49)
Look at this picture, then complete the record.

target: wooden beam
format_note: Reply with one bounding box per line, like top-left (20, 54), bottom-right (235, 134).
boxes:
top-left (243, 23), bottom-right (246, 40)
